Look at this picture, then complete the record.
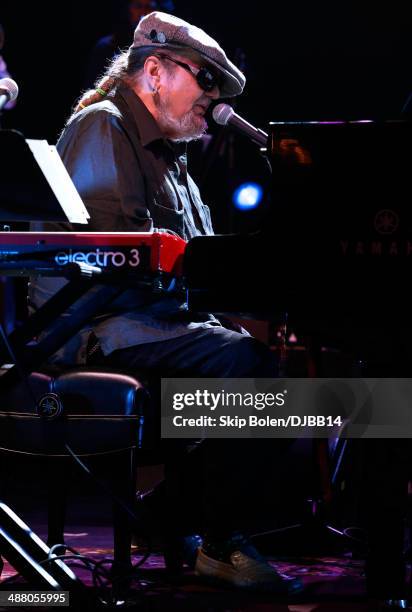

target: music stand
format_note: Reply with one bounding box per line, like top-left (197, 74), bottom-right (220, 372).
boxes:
top-left (0, 129), bottom-right (89, 224)
top-left (0, 128), bottom-right (97, 390)
top-left (0, 127), bottom-right (95, 370)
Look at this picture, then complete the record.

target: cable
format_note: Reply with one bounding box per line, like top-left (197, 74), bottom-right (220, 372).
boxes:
top-left (63, 444), bottom-right (155, 576)
top-left (64, 444), bottom-right (150, 530)
top-left (342, 526), bottom-right (367, 544)
top-left (42, 544), bottom-right (167, 605)
top-left (41, 547), bottom-right (115, 603)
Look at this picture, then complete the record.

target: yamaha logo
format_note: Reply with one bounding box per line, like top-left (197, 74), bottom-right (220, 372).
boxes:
top-left (37, 393), bottom-right (64, 419)
top-left (374, 209), bottom-right (399, 235)
top-left (340, 208), bottom-right (410, 256)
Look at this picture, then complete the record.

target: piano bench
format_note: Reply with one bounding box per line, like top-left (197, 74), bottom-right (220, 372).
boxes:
top-left (0, 367), bottom-right (152, 575)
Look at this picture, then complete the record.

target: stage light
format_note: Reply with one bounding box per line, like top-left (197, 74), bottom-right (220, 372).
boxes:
top-left (232, 182), bottom-right (263, 210)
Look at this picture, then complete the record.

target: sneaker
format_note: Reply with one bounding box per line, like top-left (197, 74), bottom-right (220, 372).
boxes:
top-left (195, 534), bottom-right (303, 594)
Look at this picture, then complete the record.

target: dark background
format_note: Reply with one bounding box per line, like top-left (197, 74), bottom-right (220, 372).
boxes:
top-left (1, 1), bottom-right (411, 232)
top-left (1, 1), bottom-right (411, 136)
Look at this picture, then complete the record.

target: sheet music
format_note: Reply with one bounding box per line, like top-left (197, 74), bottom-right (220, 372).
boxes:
top-left (25, 139), bottom-right (90, 224)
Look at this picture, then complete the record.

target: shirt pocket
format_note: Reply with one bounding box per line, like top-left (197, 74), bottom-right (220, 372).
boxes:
top-left (151, 200), bottom-right (185, 238)
top-left (153, 173), bottom-right (181, 211)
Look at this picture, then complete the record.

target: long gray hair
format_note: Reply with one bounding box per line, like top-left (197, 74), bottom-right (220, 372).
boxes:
top-left (72, 46), bottom-right (163, 116)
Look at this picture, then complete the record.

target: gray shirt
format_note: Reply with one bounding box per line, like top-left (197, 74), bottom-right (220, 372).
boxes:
top-left (29, 86), bottom-right (222, 363)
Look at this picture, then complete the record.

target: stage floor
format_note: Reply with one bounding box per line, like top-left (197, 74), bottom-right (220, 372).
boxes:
top-left (1, 521), bottom-right (402, 611)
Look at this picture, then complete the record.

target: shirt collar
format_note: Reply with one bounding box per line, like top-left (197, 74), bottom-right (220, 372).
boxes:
top-left (116, 85), bottom-right (165, 147)
top-left (116, 86), bottom-right (188, 161)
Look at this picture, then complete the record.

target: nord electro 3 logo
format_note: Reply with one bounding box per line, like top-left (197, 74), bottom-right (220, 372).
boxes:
top-left (340, 209), bottom-right (412, 256)
top-left (54, 248), bottom-right (141, 267)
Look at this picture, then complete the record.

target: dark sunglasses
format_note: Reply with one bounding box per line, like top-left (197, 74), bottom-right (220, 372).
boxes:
top-left (158, 54), bottom-right (220, 92)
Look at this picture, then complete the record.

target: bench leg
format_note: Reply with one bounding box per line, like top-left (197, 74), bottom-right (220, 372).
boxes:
top-left (111, 449), bottom-right (137, 589)
top-left (47, 460), bottom-right (68, 550)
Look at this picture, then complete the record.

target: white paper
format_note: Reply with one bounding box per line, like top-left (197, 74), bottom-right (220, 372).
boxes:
top-left (25, 139), bottom-right (90, 224)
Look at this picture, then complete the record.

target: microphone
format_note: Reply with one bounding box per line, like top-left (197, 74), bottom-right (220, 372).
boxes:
top-left (0, 77), bottom-right (19, 111)
top-left (212, 103), bottom-right (268, 147)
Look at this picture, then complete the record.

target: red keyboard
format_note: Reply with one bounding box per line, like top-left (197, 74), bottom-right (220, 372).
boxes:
top-left (0, 231), bottom-right (186, 276)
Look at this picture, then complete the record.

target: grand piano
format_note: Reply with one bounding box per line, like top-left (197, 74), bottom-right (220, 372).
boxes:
top-left (185, 119), bottom-right (412, 346)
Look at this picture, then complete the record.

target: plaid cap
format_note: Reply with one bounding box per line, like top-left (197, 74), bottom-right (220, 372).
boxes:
top-left (131, 11), bottom-right (245, 98)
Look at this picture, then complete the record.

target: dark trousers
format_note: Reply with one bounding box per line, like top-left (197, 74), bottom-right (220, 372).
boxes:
top-left (93, 326), bottom-right (282, 537)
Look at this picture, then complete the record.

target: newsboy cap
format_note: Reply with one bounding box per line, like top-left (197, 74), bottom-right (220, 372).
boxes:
top-left (131, 11), bottom-right (245, 98)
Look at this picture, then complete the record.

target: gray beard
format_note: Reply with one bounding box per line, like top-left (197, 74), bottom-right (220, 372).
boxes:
top-left (156, 97), bottom-right (207, 142)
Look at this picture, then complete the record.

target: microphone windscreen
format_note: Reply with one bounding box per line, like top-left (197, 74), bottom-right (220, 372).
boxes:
top-left (212, 103), bottom-right (234, 126)
top-left (0, 77), bottom-right (19, 102)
